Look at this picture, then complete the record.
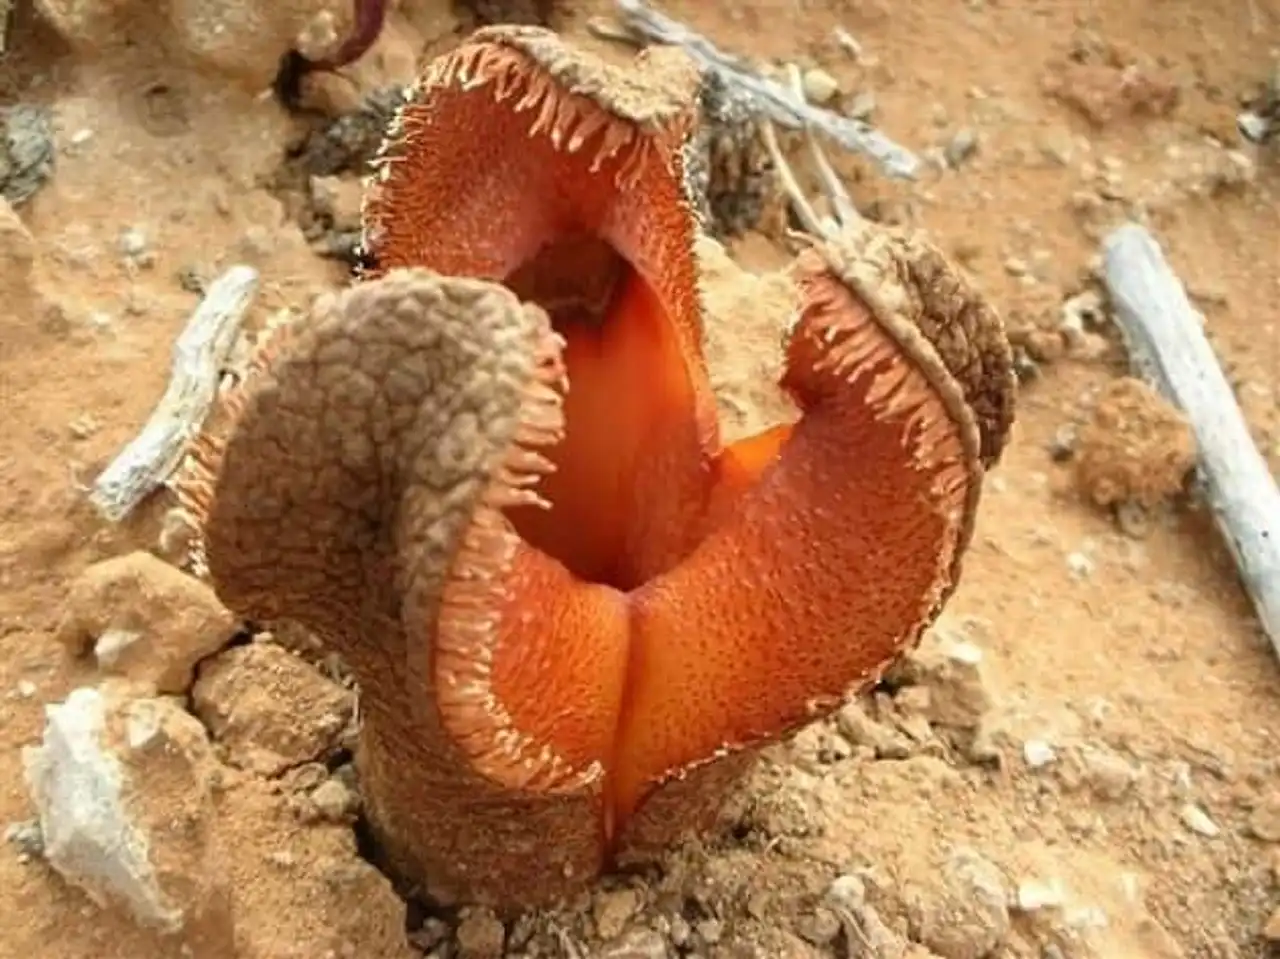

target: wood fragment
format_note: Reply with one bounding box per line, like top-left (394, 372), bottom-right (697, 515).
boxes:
top-left (1101, 223), bottom-right (1280, 656)
top-left (0, 0), bottom-right (12, 56)
top-left (758, 62), bottom-right (862, 242)
top-left (782, 62), bottom-right (860, 228)
top-left (605, 0), bottom-right (921, 180)
top-left (89, 266), bottom-right (260, 523)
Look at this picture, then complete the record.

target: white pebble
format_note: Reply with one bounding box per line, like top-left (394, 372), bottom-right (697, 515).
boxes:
top-left (1066, 551), bottom-right (1095, 580)
top-left (94, 629), bottom-right (140, 670)
top-left (118, 228), bottom-right (148, 258)
top-left (802, 67), bottom-right (840, 105)
top-left (1063, 905), bottom-right (1110, 930)
top-left (943, 639), bottom-right (984, 666)
top-left (1022, 739), bottom-right (1057, 769)
top-left (1179, 803), bottom-right (1220, 838)
top-left (1015, 878), bottom-right (1064, 911)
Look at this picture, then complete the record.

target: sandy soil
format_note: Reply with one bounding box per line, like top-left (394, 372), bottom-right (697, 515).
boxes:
top-left (2, 1), bottom-right (1279, 957)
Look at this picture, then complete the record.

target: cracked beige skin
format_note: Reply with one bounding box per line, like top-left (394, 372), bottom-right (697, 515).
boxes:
top-left (176, 27), bottom-right (1016, 911)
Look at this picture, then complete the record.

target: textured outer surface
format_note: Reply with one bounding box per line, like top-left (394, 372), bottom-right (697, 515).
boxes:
top-left (192, 272), bottom-right (608, 906)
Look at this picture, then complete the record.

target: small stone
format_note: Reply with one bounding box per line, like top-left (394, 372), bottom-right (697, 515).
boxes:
top-left (4, 819), bottom-right (44, 858)
top-left (93, 629), bottom-right (140, 669)
top-left (455, 907), bottom-right (505, 959)
top-left (408, 917), bottom-right (450, 952)
top-left (828, 873), bottom-right (867, 908)
top-left (1263, 907), bottom-right (1280, 941)
top-left (906, 848), bottom-right (1011, 959)
top-left (67, 414), bottom-right (100, 439)
top-left (1078, 746), bottom-right (1138, 800)
top-left (593, 887), bottom-right (642, 940)
top-left (1003, 257), bottom-right (1029, 277)
top-left (118, 227), bottom-right (148, 258)
top-left (795, 906), bottom-right (841, 945)
top-left (943, 639), bottom-right (983, 666)
top-left (892, 625), bottom-right (993, 730)
top-left (1248, 797), bottom-right (1280, 842)
top-left (1238, 110), bottom-right (1271, 145)
top-left (945, 128), bottom-right (979, 167)
top-left (598, 927), bottom-right (670, 959)
top-left (309, 778), bottom-right (357, 822)
top-left (1114, 500), bottom-right (1152, 539)
top-left (695, 918), bottom-right (723, 944)
top-left (0, 104), bottom-right (55, 206)
top-left (1066, 551), bottom-right (1095, 580)
top-left (827, 874), bottom-right (908, 953)
top-left (833, 26), bottom-right (863, 60)
top-left (1014, 878), bottom-right (1065, 911)
top-left (237, 225), bottom-right (275, 260)
top-left (1022, 739), bottom-right (1057, 769)
top-left (802, 67), bottom-right (840, 105)
top-left (1178, 803), bottom-right (1220, 838)
top-left (308, 175), bottom-right (364, 233)
top-left (191, 642), bottom-right (355, 776)
top-left (22, 686), bottom-right (222, 932)
top-left (56, 551), bottom-right (238, 695)
top-left (293, 9), bottom-right (340, 62)
top-left (1061, 289), bottom-right (1105, 329)
top-left (1038, 134), bottom-right (1073, 165)
top-left (745, 786), bottom-right (815, 839)
top-left (836, 702), bottom-right (912, 758)
top-left (667, 914), bottom-right (691, 947)
top-left (1048, 424), bottom-right (1077, 462)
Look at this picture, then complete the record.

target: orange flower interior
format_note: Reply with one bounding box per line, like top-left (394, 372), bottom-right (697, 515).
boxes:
top-left (363, 33), bottom-right (980, 844)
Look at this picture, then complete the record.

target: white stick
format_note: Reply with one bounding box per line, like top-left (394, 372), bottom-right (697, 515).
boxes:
top-left (89, 265), bottom-right (260, 523)
top-left (610, 0), bottom-right (921, 180)
top-left (0, 0), bottom-right (12, 55)
top-left (1101, 223), bottom-right (1280, 655)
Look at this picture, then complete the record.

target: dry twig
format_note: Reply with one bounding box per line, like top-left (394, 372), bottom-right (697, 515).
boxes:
top-left (757, 60), bottom-right (864, 240)
top-left (596, 0), bottom-right (920, 180)
top-left (0, 0), bottom-right (12, 56)
top-left (1101, 223), bottom-right (1280, 657)
top-left (90, 266), bottom-right (260, 523)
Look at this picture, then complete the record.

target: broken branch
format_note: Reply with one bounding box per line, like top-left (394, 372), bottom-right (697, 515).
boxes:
top-left (759, 61), bottom-right (863, 241)
top-left (89, 265), bottom-right (260, 523)
top-left (1101, 223), bottom-right (1280, 657)
top-left (606, 0), bottom-right (921, 180)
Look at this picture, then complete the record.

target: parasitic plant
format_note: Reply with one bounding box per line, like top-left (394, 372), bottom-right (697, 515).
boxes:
top-left (177, 27), bottom-right (1016, 910)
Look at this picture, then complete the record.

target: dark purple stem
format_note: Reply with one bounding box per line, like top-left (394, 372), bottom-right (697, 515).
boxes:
top-left (301, 0), bottom-right (388, 73)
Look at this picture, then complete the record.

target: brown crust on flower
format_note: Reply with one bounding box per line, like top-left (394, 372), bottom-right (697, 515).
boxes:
top-left (813, 221), bottom-right (1016, 469)
top-left (174, 270), bottom-right (609, 908)
top-left (473, 25), bottom-right (701, 131)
